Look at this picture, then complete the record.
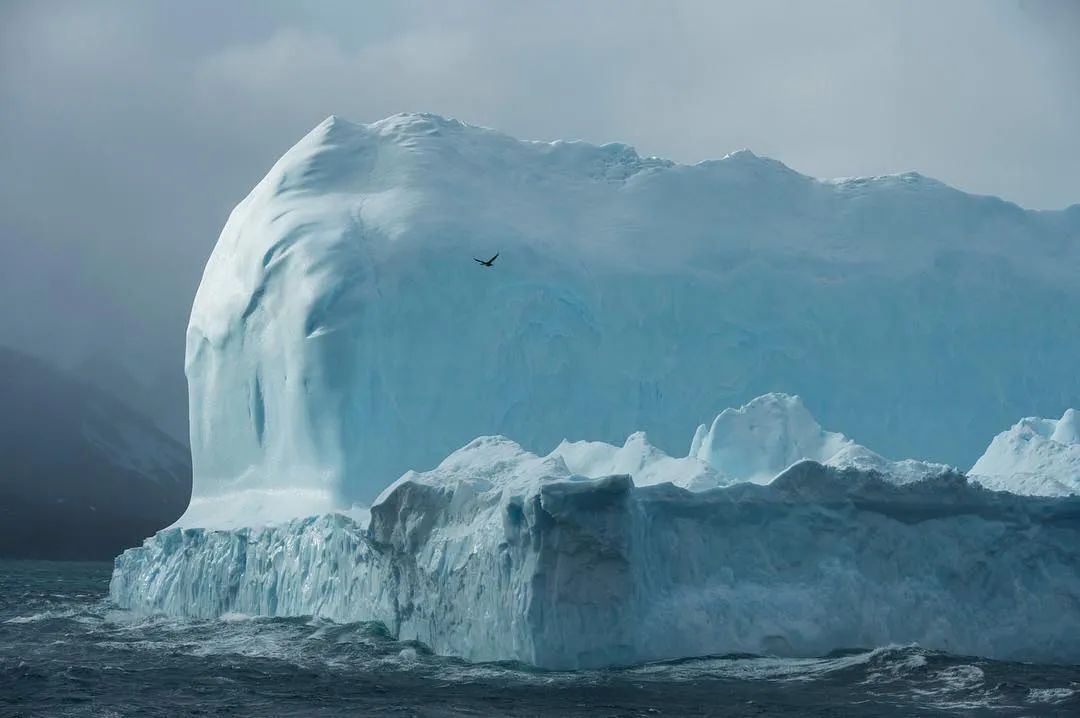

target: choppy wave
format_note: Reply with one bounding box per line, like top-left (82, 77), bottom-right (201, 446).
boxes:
top-left (2, 561), bottom-right (1079, 717)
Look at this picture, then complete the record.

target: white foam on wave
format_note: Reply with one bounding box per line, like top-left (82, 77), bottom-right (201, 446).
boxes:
top-left (628, 650), bottom-right (880, 683)
top-left (1028, 687), bottom-right (1076, 704)
top-left (3, 609), bottom-right (79, 624)
top-left (219, 612), bottom-right (255, 623)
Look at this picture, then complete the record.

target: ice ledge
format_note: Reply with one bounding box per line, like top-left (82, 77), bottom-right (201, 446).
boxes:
top-left (170, 488), bottom-right (343, 530)
top-left (112, 461), bottom-right (1080, 669)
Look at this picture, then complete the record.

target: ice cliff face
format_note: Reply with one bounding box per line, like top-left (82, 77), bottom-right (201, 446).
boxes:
top-left (970, 409), bottom-right (1080, 496)
top-left (113, 436), bottom-right (1080, 669)
top-left (183, 112), bottom-right (1080, 519)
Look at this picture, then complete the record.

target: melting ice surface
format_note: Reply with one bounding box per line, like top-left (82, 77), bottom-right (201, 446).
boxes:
top-left (114, 113), bottom-right (1080, 671)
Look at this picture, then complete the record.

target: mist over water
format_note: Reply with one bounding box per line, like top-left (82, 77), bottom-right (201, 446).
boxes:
top-left (2, 561), bottom-right (1077, 717)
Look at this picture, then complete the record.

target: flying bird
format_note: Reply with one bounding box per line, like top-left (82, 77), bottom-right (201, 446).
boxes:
top-left (474, 253), bottom-right (499, 267)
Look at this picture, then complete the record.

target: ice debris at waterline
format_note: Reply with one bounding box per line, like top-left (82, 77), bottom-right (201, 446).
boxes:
top-left (183, 112), bottom-right (1080, 513)
top-left (112, 433), bottom-right (1080, 669)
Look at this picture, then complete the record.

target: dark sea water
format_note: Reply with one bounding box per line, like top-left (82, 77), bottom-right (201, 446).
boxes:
top-left (2, 561), bottom-right (1078, 717)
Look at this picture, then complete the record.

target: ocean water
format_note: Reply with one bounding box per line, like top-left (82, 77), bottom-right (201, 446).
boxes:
top-left (2, 561), bottom-right (1078, 717)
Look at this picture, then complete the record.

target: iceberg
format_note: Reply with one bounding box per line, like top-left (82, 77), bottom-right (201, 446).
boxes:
top-left (113, 434), bottom-right (1080, 669)
top-left (112, 114), bottom-right (1080, 670)
top-left (182, 112), bottom-right (1080, 517)
top-left (970, 409), bottom-right (1080, 496)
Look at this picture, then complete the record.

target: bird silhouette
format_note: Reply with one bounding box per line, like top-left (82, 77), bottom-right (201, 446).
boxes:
top-left (474, 253), bottom-right (499, 267)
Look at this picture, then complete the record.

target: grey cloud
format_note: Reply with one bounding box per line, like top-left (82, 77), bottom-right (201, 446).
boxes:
top-left (0, 0), bottom-right (1077, 438)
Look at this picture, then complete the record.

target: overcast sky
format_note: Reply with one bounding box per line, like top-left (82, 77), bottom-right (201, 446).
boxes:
top-left (1, 0), bottom-right (1078, 436)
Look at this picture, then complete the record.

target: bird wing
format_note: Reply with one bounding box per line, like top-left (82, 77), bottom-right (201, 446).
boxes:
top-left (473, 257), bottom-right (485, 264)
top-left (487, 253), bottom-right (499, 264)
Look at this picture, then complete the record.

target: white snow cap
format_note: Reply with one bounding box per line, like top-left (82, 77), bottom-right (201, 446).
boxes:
top-left (970, 408), bottom-right (1080, 496)
top-left (550, 393), bottom-right (950, 493)
top-left (686, 393), bottom-right (949, 485)
top-left (689, 393), bottom-right (852, 483)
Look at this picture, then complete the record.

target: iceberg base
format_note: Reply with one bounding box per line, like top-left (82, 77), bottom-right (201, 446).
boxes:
top-left (112, 459), bottom-right (1080, 669)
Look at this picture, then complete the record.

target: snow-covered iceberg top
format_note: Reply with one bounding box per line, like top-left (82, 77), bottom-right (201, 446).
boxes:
top-left (970, 409), bottom-right (1080, 496)
top-left (113, 433), bottom-right (1080, 669)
